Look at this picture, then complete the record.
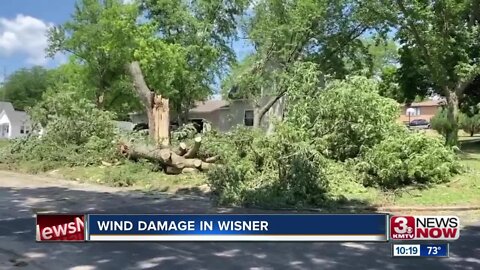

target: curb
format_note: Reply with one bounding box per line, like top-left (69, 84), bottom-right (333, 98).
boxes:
top-left (366, 206), bottom-right (480, 212)
top-left (218, 205), bottom-right (480, 213)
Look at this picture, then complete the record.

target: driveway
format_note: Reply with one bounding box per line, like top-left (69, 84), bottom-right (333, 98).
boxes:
top-left (0, 171), bottom-right (478, 270)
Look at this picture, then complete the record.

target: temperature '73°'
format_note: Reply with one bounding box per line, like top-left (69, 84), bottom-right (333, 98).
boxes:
top-left (427, 246), bottom-right (441, 255)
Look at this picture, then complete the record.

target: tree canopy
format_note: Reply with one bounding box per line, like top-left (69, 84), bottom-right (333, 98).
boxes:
top-left (391, 0), bottom-right (480, 145)
top-left (0, 66), bottom-right (51, 111)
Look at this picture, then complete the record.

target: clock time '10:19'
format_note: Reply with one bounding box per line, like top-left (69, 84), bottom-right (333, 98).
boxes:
top-left (395, 245), bottom-right (419, 255)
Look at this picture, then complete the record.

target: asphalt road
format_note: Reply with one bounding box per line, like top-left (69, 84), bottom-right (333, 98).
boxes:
top-left (0, 170), bottom-right (478, 270)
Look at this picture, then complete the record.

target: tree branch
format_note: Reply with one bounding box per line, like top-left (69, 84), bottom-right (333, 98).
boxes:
top-left (395, 0), bottom-right (442, 86)
top-left (456, 70), bottom-right (479, 95)
top-left (257, 89), bottom-right (287, 120)
top-left (126, 61), bottom-right (153, 109)
top-left (321, 24), bottom-right (369, 64)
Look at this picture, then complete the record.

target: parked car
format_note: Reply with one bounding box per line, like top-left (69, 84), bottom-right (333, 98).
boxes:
top-left (409, 119), bottom-right (431, 129)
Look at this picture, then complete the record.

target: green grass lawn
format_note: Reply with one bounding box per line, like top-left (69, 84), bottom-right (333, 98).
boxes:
top-left (47, 163), bottom-right (208, 195)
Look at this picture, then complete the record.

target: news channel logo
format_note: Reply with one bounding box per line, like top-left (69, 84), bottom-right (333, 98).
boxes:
top-left (390, 216), bottom-right (460, 241)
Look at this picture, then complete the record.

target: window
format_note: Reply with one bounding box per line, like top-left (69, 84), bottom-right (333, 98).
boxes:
top-left (244, 110), bottom-right (254, 126)
top-left (20, 126), bottom-right (25, 134)
top-left (406, 107), bottom-right (421, 116)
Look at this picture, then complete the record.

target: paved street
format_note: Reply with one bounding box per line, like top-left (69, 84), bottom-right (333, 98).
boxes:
top-left (0, 170), bottom-right (478, 270)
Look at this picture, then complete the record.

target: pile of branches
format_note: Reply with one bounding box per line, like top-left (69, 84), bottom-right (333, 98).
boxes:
top-left (119, 136), bottom-right (218, 174)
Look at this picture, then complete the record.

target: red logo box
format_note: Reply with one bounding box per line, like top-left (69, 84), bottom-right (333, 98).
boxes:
top-left (390, 216), bottom-right (415, 240)
top-left (36, 214), bottom-right (85, 242)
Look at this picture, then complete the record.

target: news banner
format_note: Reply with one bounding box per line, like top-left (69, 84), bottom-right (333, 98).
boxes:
top-left (36, 214), bottom-right (460, 258)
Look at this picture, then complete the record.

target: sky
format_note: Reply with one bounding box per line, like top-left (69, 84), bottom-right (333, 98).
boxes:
top-left (0, 0), bottom-right (254, 83)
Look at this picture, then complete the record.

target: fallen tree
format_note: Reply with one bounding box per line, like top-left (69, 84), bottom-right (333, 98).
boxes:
top-left (118, 136), bottom-right (216, 174)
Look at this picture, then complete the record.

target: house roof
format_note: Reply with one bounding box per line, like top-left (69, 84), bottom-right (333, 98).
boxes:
top-left (2, 110), bottom-right (30, 124)
top-left (190, 100), bottom-right (230, 113)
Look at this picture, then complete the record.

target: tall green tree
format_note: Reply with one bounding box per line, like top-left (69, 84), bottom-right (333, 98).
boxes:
top-left (140, 0), bottom-right (250, 123)
top-left (48, 60), bottom-right (142, 120)
top-left (47, 0), bottom-right (138, 110)
top-left (48, 0), bottom-right (248, 141)
top-left (224, 0), bottom-right (393, 128)
top-left (0, 66), bottom-right (51, 110)
top-left (364, 38), bottom-right (399, 77)
top-left (392, 0), bottom-right (480, 146)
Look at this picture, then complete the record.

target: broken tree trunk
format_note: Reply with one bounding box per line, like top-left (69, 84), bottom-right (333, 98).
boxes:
top-left (127, 61), bottom-right (171, 146)
top-left (153, 95), bottom-right (170, 147)
top-left (119, 136), bottom-right (216, 175)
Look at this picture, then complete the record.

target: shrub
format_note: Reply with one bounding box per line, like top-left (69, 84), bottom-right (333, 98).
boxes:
top-left (458, 113), bottom-right (480, 136)
top-left (355, 132), bottom-right (460, 189)
top-left (430, 108), bottom-right (455, 137)
top-left (206, 126), bottom-right (329, 208)
top-left (286, 75), bottom-right (401, 161)
top-left (2, 90), bottom-right (118, 168)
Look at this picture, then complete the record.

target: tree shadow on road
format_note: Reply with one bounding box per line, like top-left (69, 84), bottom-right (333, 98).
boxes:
top-left (0, 185), bottom-right (478, 270)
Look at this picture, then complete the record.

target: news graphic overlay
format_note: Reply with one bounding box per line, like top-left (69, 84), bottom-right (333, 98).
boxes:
top-left (36, 214), bottom-right (85, 242)
top-left (390, 216), bottom-right (460, 240)
top-left (392, 244), bottom-right (449, 257)
top-left (87, 214), bottom-right (388, 241)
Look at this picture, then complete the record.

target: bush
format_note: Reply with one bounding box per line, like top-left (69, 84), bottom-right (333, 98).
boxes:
top-left (459, 113), bottom-right (480, 136)
top-left (286, 75), bottom-right (401, 161)
top-left (430, 108), bottom-right (454, 137)
top-left (2, 90), bottom-right (118, 168)
top-left (206, 72), bottom-right (460, 207)
top-left (206, 126), bottom-right (329, 208)
top-left (355, 132), bottom-right (460, 189)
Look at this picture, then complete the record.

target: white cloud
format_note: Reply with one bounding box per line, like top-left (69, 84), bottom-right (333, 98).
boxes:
top-left (0, 14), bottom-right (54, 65)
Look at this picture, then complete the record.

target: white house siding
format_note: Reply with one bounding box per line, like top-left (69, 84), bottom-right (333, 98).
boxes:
top-left (8, 119), bottom-right (25, 139)
top-left (189, 108), bottom-right (232, 132)
top-left (0, 110), bottom-right (30, 139)
top-left (226, 96), bottom-right (286, 131)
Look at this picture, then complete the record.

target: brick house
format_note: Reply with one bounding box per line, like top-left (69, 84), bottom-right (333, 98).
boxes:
top-left (398, 100), bottom-right (444, 124)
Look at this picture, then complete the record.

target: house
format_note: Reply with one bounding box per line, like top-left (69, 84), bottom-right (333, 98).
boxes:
top-left (128, 96), bottom-right (285, 133)
top-left (0, 102), bottom-right (32, 139)
top-left (398, 100), bottom-right (443, 124)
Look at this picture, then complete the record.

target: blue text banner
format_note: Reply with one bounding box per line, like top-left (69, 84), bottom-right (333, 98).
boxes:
top-left (87, 214), bottom-right (388, 242)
